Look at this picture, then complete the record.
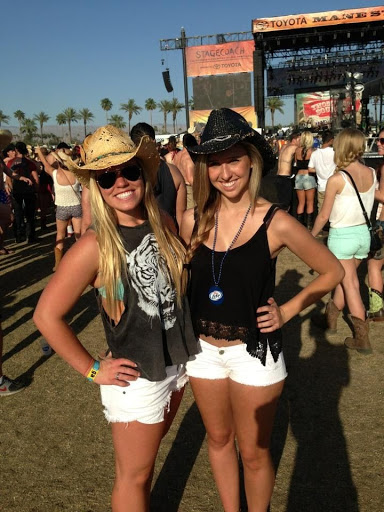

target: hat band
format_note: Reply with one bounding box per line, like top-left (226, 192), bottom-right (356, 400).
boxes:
top-left (89, 151), bottom-right (136, 163)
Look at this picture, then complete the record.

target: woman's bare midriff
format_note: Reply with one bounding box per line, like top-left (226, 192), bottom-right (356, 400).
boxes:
top-left (199, 334), bottom-right (243, 347)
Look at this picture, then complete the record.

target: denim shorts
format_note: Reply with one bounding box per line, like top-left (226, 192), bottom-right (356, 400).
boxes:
top-left (100, 364), bottom-right (187, 424)
top-left (56, 204), bottom-right (82, 221)
top-left (186, 339), bottom-right (287, 387)
top-left (327, 225), bottom-right (370, 260)
top-left (295, 174), bottom-right (317, 190)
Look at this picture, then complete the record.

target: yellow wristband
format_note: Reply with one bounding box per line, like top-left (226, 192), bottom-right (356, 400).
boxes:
top-left (86, 360), bottom-right (100, 382)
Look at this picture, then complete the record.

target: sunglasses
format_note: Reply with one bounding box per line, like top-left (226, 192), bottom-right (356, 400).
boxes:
top-left (96, 165), bottom-right (142, 189)
top-left (378, 138), bottom-right (384, 145)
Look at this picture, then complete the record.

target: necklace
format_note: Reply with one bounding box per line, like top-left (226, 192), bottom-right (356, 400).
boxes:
top-left (209, 203), bottom-right (252, 305)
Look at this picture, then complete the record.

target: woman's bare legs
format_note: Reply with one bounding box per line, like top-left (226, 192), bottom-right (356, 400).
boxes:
top-left (71, 217), bottom-right (82, 242)
top-left (55, 219), bottom-right (68, 251)
top-left (334, 258), bottom-right (365, 320)
top-left (304, 188), bottom-right (316, 214)
top-left (231, 380), bottom-right (284, 512)
top-left (296, 189), bottom-right (306, 215)
top-left (190, 377), bottom-right (240, 512)
top-left (367, 257), bottom-right (384, 293)
top-left (111, 420), bottom-right (165, 512)
top-left (110, 387), bottom-right (184, 512)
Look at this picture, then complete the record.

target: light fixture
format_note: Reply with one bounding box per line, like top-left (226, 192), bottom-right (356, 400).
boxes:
top-left (354, 83), bottom-right (365, 93)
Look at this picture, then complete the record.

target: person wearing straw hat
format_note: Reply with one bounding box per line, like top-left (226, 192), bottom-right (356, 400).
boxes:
top-left (35, 146), bottom-right (82, 270)
top-left (180, 108), bottom-right (344, 511)
top-left (34, 125), bottom-right (197, 511)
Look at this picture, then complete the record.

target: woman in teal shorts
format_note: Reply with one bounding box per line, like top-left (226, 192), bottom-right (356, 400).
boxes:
top-left (311, 128), bottom-right (376, 352)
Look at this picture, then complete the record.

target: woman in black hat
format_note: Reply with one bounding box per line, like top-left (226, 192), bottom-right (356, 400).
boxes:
top-left (34, 126), bottom-right (198, 511)
top-left (180, 108), bottom-right (344, 511)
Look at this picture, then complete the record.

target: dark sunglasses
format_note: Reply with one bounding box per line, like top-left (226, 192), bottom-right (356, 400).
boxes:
top-left (378, 138), bottom-right (384, 145)
top-left (96, 165), bottom-right (142, 189)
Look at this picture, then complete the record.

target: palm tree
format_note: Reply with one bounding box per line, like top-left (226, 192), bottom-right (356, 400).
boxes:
top-left (145, 98), bottom-right (157, 126)
top-left (109, 115), bottom-right (127, 129)
top-left (170, 98), bottom-right (184, 133)
top-left (33, 111), bottom-right (50, 143)
top-left (265, 97), bottom-right (285, 132)
top-left (14, 110), bottom-right (25, 132)
top-left (78, 108), bottom-right (94, 138)
top-left (158, 100), bottom-right (172, 134)
top-left (188, 97), bottom-right (195, 111)
top-left (62, 107), bottom-right (78, 143)
top-left (20, 118), bottom-right (38, 144)
top-left (0, 110), bottom-right (10, 127)
top-left (56, 113), bottom-right (67, 139)
top-left (120, 99), bottom-right (142, 133)
top-left (100, 98), bottom-right (113, 123)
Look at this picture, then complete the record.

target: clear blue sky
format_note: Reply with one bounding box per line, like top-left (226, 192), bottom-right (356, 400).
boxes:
top-left (1, 0), bottom-right (379, 132)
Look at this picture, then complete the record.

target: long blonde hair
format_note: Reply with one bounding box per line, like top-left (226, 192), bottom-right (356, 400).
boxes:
top-left (299, 131), bottom-right (313, 158)
top-left (185, 142), bottom-right (263, 265)
top-left (89, 165), bottom-right (186, 315)
top-left (333, 128), bottom-right (365, 172)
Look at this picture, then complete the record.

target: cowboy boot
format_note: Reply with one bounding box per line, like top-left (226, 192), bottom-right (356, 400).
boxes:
top-left (306, 213), bottom-right (314, 230)
top-left (368, 288), bottom-right (384, 322)
top-left (297, 213), bottom-right (305, 226)
top-left (344, 315), bottom-right (372, 354)
top-left (53, 248), bottom-right (63, 271)
top-left (311, 299), bottom-right (341, 333)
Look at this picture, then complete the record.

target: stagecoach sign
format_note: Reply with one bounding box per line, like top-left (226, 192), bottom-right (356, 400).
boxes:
top-left (252, 6), bottom-right (384, 32)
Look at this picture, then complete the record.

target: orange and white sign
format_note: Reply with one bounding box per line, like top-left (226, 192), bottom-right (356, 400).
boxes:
top-left (186, 40), bottom-right (254, 77)
top-left (253, 6), bottom-right (384, 33)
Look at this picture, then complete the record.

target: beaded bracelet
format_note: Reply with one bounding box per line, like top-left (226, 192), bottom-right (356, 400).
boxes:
top-left (86, 360), bottom-right (100, 382)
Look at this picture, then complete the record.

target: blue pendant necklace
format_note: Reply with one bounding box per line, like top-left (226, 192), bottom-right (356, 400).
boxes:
top-left (209, 203), bottom-right (252, 305)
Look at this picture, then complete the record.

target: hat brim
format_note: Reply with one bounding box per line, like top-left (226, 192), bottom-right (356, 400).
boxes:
top-left (66, 135), bottom-right (160, 187)
top-left (187, 132), bottom-right (276, 175)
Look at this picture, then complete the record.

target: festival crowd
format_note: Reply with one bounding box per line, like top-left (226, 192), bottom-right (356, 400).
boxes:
top-left (1, 111), bottom-right (383, 512)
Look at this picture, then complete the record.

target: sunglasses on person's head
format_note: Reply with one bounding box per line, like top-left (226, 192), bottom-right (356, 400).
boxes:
top-left (96, 164), bottom-right (142, 189)
top-left (378, 138), bottom-right (384, 145)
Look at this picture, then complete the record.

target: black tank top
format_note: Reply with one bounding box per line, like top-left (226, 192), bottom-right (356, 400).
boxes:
top-left (188, 205), bottom-right (282, 366)
top-left (296, 158), bottom-right (310, 171)
top-left (154, 160), bottom-right (177, 224)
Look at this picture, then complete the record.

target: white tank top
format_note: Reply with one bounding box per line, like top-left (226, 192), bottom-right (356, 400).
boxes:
top-left (329, 169), bottom-right (376, 228)
top-left (53, 170), bottom-right (81, 207)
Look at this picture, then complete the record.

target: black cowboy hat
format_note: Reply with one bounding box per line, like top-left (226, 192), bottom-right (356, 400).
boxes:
top-left (186, 108), bottom-right (275, 174)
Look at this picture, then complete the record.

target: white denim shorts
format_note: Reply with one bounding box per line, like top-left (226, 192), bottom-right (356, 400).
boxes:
top-left (186, 339), bottom-right (287, 387)
top-left (100, 364), bottom-right (188, 424)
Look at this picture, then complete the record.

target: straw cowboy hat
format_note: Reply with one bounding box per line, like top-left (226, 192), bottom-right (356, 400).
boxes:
top-left (187, 108), bottom-right (275, 174)
top-left (66, 125), bottom-right (160, 187)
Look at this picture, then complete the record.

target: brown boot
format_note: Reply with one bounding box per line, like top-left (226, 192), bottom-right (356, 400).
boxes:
top-left (311, 299), bottom-right (341, 333)
top-left (53, 248), bottom-right (63, 271)
top-left (344, 315), bottom-right (372, 354)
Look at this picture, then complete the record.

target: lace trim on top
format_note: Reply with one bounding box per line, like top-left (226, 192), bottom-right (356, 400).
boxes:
top-left (197, 318), bottom-right (282, 366)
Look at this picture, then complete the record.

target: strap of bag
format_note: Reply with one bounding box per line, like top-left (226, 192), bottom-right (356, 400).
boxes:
top-left (341, 170), bottom-right (372, 231)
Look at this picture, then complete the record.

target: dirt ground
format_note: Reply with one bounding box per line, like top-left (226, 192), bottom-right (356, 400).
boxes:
top-left (0, 216), bottom-right (383, 512)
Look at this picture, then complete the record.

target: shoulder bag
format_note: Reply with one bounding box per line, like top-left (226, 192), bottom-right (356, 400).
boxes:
top-left (342, 170), bottom-right (382, 255)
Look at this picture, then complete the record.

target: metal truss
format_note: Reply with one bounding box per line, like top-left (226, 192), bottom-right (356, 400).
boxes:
top-left (160, 31), bottom-right (253, 51)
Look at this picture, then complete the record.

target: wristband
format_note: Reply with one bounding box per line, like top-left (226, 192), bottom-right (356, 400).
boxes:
top-left (86, 360), bottom-right (100, 382)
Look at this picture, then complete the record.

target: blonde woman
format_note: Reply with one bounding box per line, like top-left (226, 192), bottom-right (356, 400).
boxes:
top-left (181, 109), bottom-right (343, 512)
top-left (311, 128), bottom-right (376, 352)
top-left (35, 146), bottom-right (82, 270)
top-left (34, 126), bottom-right (197, 512)
top-left (294, 130), bottom-right (316, 229)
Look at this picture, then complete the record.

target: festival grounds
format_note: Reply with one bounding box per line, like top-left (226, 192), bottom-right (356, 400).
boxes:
top-left (1, 216), bottom-right (383, 511)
